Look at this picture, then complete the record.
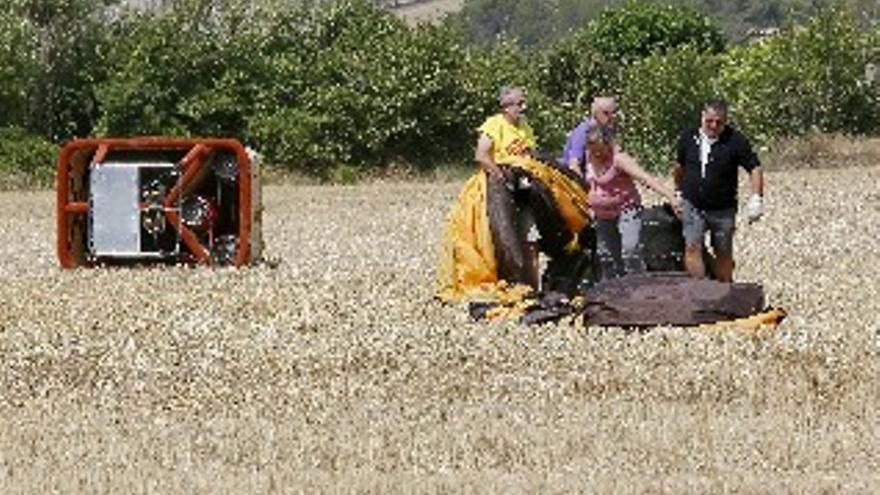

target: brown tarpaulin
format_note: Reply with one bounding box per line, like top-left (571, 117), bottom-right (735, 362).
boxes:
top-left (581, 272), bottom-right (784, 327)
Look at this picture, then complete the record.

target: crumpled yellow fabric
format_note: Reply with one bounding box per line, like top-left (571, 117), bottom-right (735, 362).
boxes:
top-left (697, 307), bottom-right (787, 333)
top-left (435, 157), bottom-right (590, 304)
top-left (513, 157), bottom-right (591, 235)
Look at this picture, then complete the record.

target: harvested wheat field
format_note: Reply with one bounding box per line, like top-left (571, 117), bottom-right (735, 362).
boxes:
top-left (1, 160), bottom-right (878, 493)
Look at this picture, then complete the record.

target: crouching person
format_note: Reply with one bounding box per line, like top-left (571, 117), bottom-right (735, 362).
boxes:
top-left (474, 85), bottom-right (542, 289)
top-left (585, 126), bottom-right (682, 279)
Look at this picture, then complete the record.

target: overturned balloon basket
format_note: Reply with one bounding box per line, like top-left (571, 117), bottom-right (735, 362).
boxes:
top-left (56, 137), bottom-right (262, 268)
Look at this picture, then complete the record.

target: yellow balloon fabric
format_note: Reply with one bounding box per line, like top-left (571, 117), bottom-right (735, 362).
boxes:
top-left (435, 158), bottom-right (590, 304)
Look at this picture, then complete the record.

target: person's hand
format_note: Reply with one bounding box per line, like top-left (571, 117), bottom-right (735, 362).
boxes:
top-left (670, 190), bottom-right (684, 218)
top-left (486, 164), bottom-right (505, 182)
top-left (747, 194), bottom-right (763, 224)
top-left (669, 195), bottom-right (683, 217)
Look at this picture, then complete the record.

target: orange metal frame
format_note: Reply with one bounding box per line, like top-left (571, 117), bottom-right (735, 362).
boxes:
top-left (56, 137), bottom-right (252, 268)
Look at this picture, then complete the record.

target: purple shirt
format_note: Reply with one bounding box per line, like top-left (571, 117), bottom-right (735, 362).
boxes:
top-left (562, 120), bottom-right (591, 175)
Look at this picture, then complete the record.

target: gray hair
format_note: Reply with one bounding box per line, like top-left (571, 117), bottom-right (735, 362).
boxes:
top-left (591, 96), bottom-right (617, 116)
top-left (499, 86), bottom-right (524, 106)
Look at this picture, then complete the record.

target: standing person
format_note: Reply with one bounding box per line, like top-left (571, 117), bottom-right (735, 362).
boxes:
top-left (475, 86), bottom-right (537, 179)
top-left (585, 126), bottom-right (682, 279)
top-left (474, 86), bottom-right (541, 289)
top-left (674, 99), bottom-right (764, 282)
top-left (561, 96), bottom-right (619, 179)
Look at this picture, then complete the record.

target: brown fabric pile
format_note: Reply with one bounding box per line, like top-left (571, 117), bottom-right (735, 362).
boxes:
top-left (581, 272), bottom-right (774, 327)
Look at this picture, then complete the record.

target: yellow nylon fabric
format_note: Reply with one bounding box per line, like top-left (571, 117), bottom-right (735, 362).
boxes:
top-left (509, 156), bottom-right (591, 234)
top-left (435, 158), bottom-right (590, 304)
top-left (697, 307), bottom-right (787, 333)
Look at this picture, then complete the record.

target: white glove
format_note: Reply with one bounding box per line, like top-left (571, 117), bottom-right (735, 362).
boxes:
top-left (747, 194), bottom-right (763, 223)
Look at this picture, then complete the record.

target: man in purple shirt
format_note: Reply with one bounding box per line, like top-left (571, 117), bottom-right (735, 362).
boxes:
top-left (562, 96), bottom-right (618, 178)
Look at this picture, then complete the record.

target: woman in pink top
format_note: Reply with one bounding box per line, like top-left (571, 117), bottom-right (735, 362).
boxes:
top-left (585, 126), bottom-right (682, 279)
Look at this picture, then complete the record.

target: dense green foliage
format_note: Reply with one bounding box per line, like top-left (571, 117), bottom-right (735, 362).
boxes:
top-left (0, 5), bottom-right (39, 130)
top-left (618, 44), bottom-right (722, 169)
top-left (246, 1), bottom-right (481, 170)
top-left (21, 0), bottom-right (116, 140)
top-left (718, 8), bottom-right (880, 142)
top-left (582, 2), bottom-right (725, 62)
top-left (537, 2), bottom-right (723, 105)
top-left (0, 0), bottom-right (878, 183)
top-left (95, 0), bottom-right (263, 137)
top-left (0, 127), bottom-right (57, 188)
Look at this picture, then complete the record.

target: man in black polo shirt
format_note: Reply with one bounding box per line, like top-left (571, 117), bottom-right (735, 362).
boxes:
top-left (674, 99), bottom-right (764, 282)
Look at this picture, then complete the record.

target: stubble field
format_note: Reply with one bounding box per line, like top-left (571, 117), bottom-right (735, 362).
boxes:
top-left (0, 159), bottom-right (878, 492)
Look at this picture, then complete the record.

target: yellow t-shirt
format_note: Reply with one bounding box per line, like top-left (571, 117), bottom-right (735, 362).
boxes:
top-left (477, 114), bottom-right (536, 164)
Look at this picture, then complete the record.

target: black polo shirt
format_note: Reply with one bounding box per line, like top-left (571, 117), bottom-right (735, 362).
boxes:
top-left (676, 125), bottom-right (760, 211)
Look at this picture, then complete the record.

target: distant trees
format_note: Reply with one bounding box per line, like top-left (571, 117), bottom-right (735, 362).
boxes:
top-left (95, 0), bottom-right (259, 137)
top-left (718, 8), bottom-right (880, 142)
top-left (19, 0), bottom-right (117, 140)
top-left (242, 1), bottom-right (481, 170)
top-left (535, 2), bottom-right (725, 155)
top-left (0, 0), bottom-right (877, 185)
top-left (0, 0), bottom-right (117, 187)
top-left (0, 2), bottom-right (39, 130)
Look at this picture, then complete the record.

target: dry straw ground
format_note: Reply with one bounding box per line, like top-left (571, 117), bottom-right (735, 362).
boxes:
top-left (1, 145), bottom-right (878, 493)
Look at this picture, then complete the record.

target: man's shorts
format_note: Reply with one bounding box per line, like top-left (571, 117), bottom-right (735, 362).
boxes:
top-left (681, 199), bottom-right (735, 256)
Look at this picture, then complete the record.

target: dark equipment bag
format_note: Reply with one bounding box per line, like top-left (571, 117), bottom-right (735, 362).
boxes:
top-left (640, 203), bottom-right (685, 272)
top-left (541, 225), bottom-right (597, 296)
top-left (640, 204), bottom-right (716, 279)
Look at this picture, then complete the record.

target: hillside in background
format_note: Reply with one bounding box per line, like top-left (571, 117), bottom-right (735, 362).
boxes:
top-left (388, 0), bottom-right (465, 24)
top-left (446, 0), bottom-right (880, 47)
top-left (118, 0), bottom-right (879, 43)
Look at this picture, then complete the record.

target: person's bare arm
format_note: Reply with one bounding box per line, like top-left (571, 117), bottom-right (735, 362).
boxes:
top-left (672, 163), bottom-right (684, 190)
top-left (475, 134), bottom-right (504, 180)
top-left (745, 166), bottom-right (765, 223)
top-left (567, 157), bottom-right (583, 177)
top-left (673, 132), bottom-right (686, 191)
top-left (749, 166), bottom-right (763, 196)
top-left (617, 153), bottom-right (682, 211)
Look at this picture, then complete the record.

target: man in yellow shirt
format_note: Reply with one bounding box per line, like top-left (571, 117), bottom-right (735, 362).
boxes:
top-left (475, 86), bottom-right (537, 178)
top-left (474, 86), bottom-right (541, 289)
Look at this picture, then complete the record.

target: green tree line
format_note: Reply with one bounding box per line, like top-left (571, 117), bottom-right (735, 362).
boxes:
top-left (0, 0), bottom-right (878, 186)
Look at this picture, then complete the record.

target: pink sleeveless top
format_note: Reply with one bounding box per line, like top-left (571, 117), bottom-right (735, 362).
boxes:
top-left (588, 155), bottom-right (641, 220)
